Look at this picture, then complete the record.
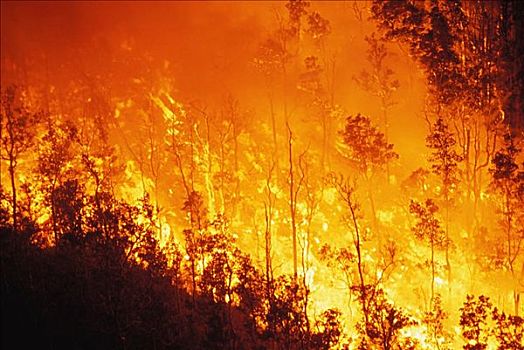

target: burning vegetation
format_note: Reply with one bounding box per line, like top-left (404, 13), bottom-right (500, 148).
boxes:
top-left (1, 1), bottom-right (524, 349)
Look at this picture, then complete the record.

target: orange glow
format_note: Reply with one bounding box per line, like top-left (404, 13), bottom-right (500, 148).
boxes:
top-left (1, 1), bottom-right (524, 349)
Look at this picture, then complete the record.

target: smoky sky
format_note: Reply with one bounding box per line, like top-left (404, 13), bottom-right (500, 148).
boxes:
top-left (1, 1), bottom-right (429, 169)
top-left (1, 1), bottom-right (272, 96)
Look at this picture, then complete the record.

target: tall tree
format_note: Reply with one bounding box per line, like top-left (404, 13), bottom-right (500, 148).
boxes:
top-left (1, 86), bottom-right (41, 230)
top-left (422, 294), bottom-right (453, 350)
top-left (426, 116), bottom-right (462, 292)
top-left (37, 118), bottom-right (79, 243)
top-left (339, 113), bottom-right (398, 237)
top-left (410, 199), bottom-right (448, 307)
top-left (354, 33), bottom-right (400, 181)
top-left (371, 0), bottom-right (465, 106)
top-left (303, 9), bottom-right (334, 171)
top-left (489, 131), bottom-right (524, 315)
top-left (371, 1), bottom-right (522, 223)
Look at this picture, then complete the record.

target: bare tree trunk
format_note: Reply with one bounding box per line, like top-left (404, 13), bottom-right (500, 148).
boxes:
top-left (8, 157), bottom-right (17, 231)
top-left (366, 173), bottom-right (379, 241)
top-left (381, 96), bottom-right (391, 183)
top-left (287, 123), bottom-right (298, 279)
top-left (348, 192), bottom-right (369, 328)
top-left (50, 179), bottom-right (59, 244)
top-left (322, 112), bottom-right (327, 172)
top-left (233, 118), bottom-right (240, 219)
top-left (503, 185), bottom-right (520, 315)
top-left (430, 239), bottom-right (435, 308)
top-left (269, 90), bottom-right (277, 155)
top-left (334, 178), bottom-right (369, 327)
top-left (264, 159), bottom-right (275, 349)
top-left (444, 191), bottom-right (452, 298)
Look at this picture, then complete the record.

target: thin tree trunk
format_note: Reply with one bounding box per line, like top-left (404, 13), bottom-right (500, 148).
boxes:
top-left (381, 96), bottom-right (391, 183)
top-left (9, 158), bottom-right (17, 231)
top-left (288, 124), bottom-right (298, 279)
top-left (430, 239), bottom-right (435, 308)
top-left (445, 193), bottom-right (452, 298)
top-left (367, 173), bottom-right (379, 242)
top-left (349, 198), bottom-right (368, 328)
top-left (264, 159), bottom-right (275, 349)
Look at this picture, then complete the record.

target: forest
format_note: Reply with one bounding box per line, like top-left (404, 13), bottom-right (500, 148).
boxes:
top-left (1, 1), bottom-right (524, 349)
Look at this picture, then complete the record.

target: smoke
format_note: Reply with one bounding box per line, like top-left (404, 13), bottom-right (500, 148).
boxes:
top-left (2, 2), bottom-right (263, 99)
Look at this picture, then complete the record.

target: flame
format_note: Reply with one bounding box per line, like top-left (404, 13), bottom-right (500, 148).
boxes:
top-left (1, 1), bottom-right (523, 348)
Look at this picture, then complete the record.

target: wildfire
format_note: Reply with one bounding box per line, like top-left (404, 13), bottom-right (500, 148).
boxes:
top-left (1, 1), bottom-right (524, 349)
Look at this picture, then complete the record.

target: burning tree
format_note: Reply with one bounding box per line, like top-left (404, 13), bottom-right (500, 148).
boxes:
top-left (37, 118), bottom-right (79, 243)
top-left (460, 295), bottom-right (493, 350)
top-left (1, 86), bottom-right (42, 230)
top-left (340, 114), bottom-right (397, 178)
top-left (422, 294), bottom-right (453, 350)
top-left (320, 174), bottom-right (404, 349)
top-left (459, 294), bottom-right (524, 349)
top-left (489, 131), bottom-right (524, 315)
top-left (409, 199), bottom-right (448, 307)
top-left (354, 33), bottom-right (399, 181)
top-left (371, 0), bottom-right (523, 230)
top-left (355, 288), bottom-right (417, 350)
top-left (426, 116), bottom-right (462, 292)
top-left (339, 113), bottom-right (398, 238)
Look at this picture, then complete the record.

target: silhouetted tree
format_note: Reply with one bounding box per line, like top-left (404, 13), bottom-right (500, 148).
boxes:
top-left (329, 174), bottom-right (370, 326)
top-left (182, 190), bottom-right (208, 309)
top-left (489, 131), bottom-right (524, 314)
top-left (340, 113), bottom-right (398, 177)
top-left (355, 287), bottom-right (417, 350)
top-left (371, 0), bottom-right (465, 106)
top-left (426, 116), bottom-right (462, 292)
top-left (37, 118), bottom-right (79, 242)
top-left (339, 114), bottom-right (398, 235)
top-left (422, 294), bottom-right (453, 350)
top-left (310, 308), bottom-right (343, 350)
top-left (460, 295), bottom-right (493, 350)
top-left (326, 173), bottom-right (396, 343)
top-left (1, 86), bottom-right (41, 230)
top-left (234, 250), bottom-right (267, 342)
top-left (410, 199), bottom-right (448, 307)
top-left (492, 307), bottom-right (524, 350)
top-left (303, 9), bottom-right (334, 171)
top-left (354, 33), bottom-right (399, 181)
